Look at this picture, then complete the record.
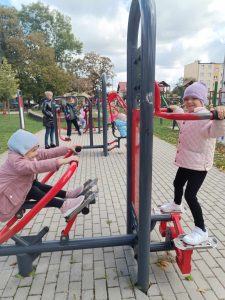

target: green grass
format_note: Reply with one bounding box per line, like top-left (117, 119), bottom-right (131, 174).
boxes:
top-left (154, 118), bottom-right (179, 145)
top-left (1, 113), bottom-right (224, 172)
top-left (0, 114), bottom-right (43, 154)
top-left (153, 117), bottom-right (225, 172)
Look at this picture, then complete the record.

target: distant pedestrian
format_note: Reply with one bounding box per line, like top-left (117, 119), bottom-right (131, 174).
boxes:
top-left (64, 96), bottom-right (82, 139)
top-left (42, 91), bottom-right (56, 149)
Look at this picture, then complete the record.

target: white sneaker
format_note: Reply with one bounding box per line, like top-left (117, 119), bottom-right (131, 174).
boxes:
top-left (183, 227), bottom-right (208, 245)
top-left (160, 201), bottom-right (183, 213)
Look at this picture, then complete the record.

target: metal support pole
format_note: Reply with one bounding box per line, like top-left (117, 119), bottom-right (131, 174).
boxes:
top-left (102, 74), bottom-right (108, 156)
top-left (0, 234), bottom-right (136, 256)
top-left (96, 88), bottom-right (101, 133)
top-left (17, 90), bottom-right (25, 129)
top-left (52, 101), bottom-right (59, 146)
top-left (213, 81), bottom-right (218, 107)
top-left (127, 0), bottom-right (156, 293)
top-left (88, 100), bottom-right (94, 147)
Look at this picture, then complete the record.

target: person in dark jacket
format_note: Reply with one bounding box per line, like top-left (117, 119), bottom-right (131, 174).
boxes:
top-left (42, 91), bottom-right (56, 149)
top-left (64, 96), bottom-right (82, 139)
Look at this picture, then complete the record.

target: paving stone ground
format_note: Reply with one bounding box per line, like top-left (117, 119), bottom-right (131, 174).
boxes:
top-left (0, 129), bottom-right (225, 300)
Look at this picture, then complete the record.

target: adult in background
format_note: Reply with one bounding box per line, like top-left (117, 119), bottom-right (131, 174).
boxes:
top-left (64, 96), bottom-right (82, 140)
top-left (42, 91), bottom-right (56, 149)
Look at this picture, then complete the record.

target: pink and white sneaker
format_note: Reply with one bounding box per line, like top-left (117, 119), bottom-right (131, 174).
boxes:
top-left (60, 195), bottom-right (85, 218)
top-left (66, 186), bottom-right (83, 199)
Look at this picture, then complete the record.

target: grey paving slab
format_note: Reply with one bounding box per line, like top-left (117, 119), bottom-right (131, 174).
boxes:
top-left (0, 129), bottom-right (225, 299)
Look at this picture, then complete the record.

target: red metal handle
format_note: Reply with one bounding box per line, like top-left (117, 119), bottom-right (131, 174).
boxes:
top-left (154, 81), bottom-right (216, 120)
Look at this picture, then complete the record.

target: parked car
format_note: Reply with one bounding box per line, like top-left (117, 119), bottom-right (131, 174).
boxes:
top-left (9, 99), bottom-right (19, 110)
top-left (24, 100), bottom-right (38, 109)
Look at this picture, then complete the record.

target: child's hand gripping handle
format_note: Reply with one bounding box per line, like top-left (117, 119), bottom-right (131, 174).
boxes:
top-left (75, 145), bottom-right (82, 153)
top-left (210, 110), bottom-right (220, 120)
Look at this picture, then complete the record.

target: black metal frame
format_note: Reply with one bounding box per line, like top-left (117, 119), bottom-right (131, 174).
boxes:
top-left (53, 88), bottom-right (108, 156)
top-left (0, 0), bottom-right (175, 293)
top-left (127, 0), bottom-right (156, 291)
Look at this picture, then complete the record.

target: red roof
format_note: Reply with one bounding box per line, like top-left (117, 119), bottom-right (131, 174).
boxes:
top-left (117, 82), bottom-right (127, 93)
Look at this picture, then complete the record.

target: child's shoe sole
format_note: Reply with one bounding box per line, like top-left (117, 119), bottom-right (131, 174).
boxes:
top-left (65, 191), bottom-right (97, 221)
top-left (80, 178), bottom-right (98, 196)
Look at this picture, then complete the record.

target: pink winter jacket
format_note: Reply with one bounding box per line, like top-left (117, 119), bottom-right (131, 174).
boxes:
top-left (175, 107), bottom-right (225, 171)
top-left (0, 146), bottom-right (69, 222)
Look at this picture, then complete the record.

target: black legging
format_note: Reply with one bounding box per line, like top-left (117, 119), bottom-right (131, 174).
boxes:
top-left (25, 180), bottom-right (66, 208)
top-left (66, 118), bottom-right (81, 136)
top-left (174, 167), bottom-right (207, 231)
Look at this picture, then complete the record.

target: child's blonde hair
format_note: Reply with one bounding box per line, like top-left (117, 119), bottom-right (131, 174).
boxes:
top-left (45, 91), bottom-right (53, 98)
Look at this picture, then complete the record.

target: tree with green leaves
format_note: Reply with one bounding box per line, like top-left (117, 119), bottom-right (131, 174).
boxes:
top-left (0, 6), bottom-right (23, 63)
top-left (73, 52), bottom-right (115, 94)
top-left (7, 31), bottom-right (75, 99)
top-left (18, 2), bottom-right (82, 66)
top-left (0, 58), bottom-right (19, 110)
top-left (172, 77), bottom-right (196, 97)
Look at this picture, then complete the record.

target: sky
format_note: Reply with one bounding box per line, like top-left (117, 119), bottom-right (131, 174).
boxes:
top-left (1, 0), bottom-right (225, 89)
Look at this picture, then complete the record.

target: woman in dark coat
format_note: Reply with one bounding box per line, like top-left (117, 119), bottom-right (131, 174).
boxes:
top-left (42, 91), bottom-right (56, 149)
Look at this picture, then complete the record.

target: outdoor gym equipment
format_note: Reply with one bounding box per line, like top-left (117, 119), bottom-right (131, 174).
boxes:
top-left (54, 89), bottom-right (109, 157)
top-left (0, 147), bottom-right (97, 276)
top-left (0, 0), bottom-right (218, 293)
top-left (107, 91), bottom-right (127, 122)
top-left (106, 91), bottom-right (127, 151)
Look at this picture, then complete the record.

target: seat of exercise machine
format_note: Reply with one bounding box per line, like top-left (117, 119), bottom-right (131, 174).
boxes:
top-left (111, 121), bottom-right (126, 139)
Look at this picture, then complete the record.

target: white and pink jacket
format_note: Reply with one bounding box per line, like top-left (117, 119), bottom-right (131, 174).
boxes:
top-left (174, 107), bottom-right (225, 171)
top-left (0, 146), bottom-right (69, 222)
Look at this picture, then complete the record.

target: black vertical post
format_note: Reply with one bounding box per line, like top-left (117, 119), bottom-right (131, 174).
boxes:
top-left (127, 0), bottom-right (156, 293)
top-left (102, 74), bottom-right (108, 156)
top-left (88, 99), bottom-right (94, 147)
top-left (96, 88), bottom-right (101, 134)
top-left (52, 101), bottom-right (59, 146)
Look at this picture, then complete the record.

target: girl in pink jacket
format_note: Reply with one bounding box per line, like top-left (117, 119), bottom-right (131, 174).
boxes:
top-left (160, 82), bottom-right (225, 245)
top-left (0, 130), bottom-right (91, 222)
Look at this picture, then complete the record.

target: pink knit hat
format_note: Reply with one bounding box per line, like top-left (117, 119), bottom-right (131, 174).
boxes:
top-left (184, 82), bottom-right (208, 104)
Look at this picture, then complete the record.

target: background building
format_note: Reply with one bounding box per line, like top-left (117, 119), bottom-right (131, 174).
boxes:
top-left (184, 60), bottom-right (223, 92)
top-left (117, 82), bottom-right (127, 98)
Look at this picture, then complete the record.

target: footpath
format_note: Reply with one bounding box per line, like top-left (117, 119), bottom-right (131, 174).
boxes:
top-left (0, 130), bottom-right (225, 300)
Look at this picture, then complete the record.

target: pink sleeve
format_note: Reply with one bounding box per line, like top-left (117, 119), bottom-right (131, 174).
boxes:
top-left (37, 146), bottom-right (68, 160)
top-left (13, 156), bottom-right (60, 175)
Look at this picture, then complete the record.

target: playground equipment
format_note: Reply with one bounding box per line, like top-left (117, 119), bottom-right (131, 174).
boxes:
top-left (0, 147), bottom-right (97, 275)
top-left (107, 91), bottom-right (127, 122)
top-left (0, 0), bottom-right (219, 293)
top-left (54, 91), bottom-right (109, 156)
top-left (106, 91), bottom-right (127, 151)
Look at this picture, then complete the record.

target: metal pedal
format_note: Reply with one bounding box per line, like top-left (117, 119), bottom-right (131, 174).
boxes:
top-left (173, 234), bottom-right (218, 250)
top-left (152, 205), bottom-right (186, 215)
top-left (65, 191), bottom-right (97, 221)
top-left (80, 178), bottom-right (98, 196)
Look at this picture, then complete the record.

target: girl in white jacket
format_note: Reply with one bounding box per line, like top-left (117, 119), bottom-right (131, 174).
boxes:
top-left (160, 82), bottom-right (225, 245)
